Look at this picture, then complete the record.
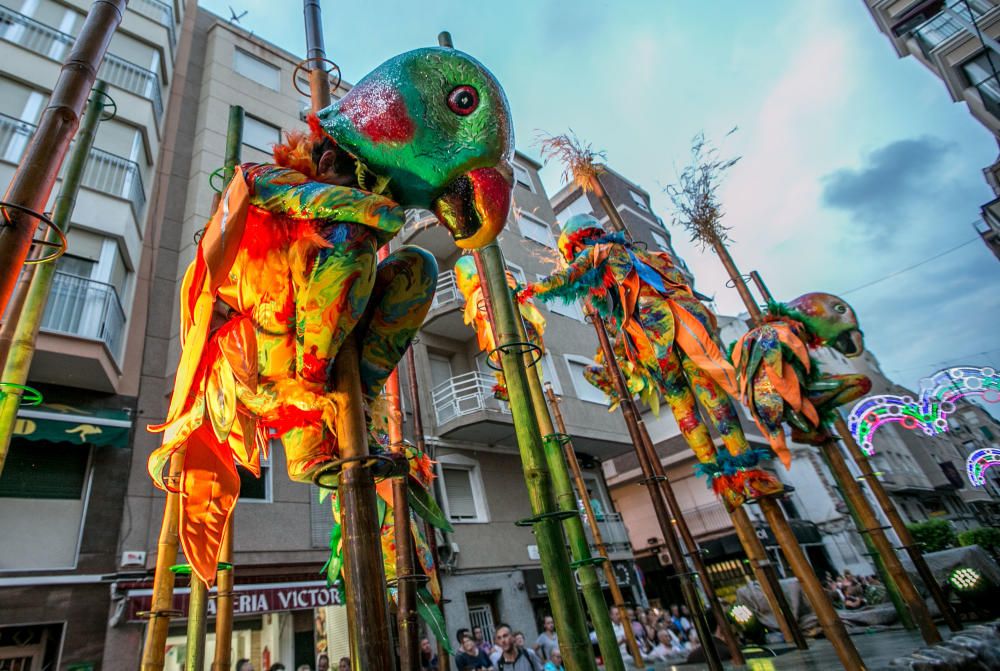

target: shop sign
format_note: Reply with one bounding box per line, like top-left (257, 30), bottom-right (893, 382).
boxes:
top-left (125, 581), bottom-right (341, 622)
top-left (523, 562), bottom-right (633, 599)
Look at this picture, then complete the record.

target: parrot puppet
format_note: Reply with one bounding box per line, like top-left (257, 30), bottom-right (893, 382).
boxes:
top-left (147, 45), bottom-right (514, 623)
top-left (453, 254), bottom-right (546, 400)
top-left (730, 293), bottom-right (871, 464)
top-left (524, 214), bottom-right (783, 510)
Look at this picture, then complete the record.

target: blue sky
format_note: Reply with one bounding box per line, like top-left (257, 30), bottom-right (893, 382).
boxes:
top-left (201, 0), bottom-right (1000, 391)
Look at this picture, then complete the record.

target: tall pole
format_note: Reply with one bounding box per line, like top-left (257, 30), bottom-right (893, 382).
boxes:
top-left (0, 81), bottom-right (108, 474)
top-left (545, 385), bottom-right (646, 668)
top-left (141, 478), bottom-right (182, 671)
top-left (506, 297), bottom-right (625, 671)
top-left (0, 0), bottom-right (125, 317)
top-left (831, 415), bottom-right (962, 632)
top-left (404, 346), bottom-right (449, 671)
top-left (303, 4), bottom-right (393, 669)
top-left (474, 245), bottom-right (598, 671)
top-left (586, 310), bottom-right (723, 671)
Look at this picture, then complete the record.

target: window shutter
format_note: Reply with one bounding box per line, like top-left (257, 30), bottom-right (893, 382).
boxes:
top-left (443, 467), bottom-right (477, 520)
top-left (310, 486), bottom-right (336, 548)
top-left (0, 441), bottom-right (88, 499)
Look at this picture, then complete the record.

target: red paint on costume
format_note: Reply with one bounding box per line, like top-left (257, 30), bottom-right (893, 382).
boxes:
top-left (340, 81), bottom-right (415, 143)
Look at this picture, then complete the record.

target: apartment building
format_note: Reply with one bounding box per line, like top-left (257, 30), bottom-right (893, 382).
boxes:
top-left (864, 0), bottom-right (1000, 258)
top-left (0, 0), bottom-right (183, 667)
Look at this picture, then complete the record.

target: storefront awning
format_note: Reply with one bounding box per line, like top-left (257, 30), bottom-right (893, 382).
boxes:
top-left (14, 404), bottom-right (131, 448)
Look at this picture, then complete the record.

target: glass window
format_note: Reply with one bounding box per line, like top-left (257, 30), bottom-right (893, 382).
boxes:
top-left (237, 448), bottom-right (272, 502)
top-left (56, 254), bottom-right (97, 279)
top-left (234, 48), bottom-right (281, 91)
top-left (565, 356), bottom-right (608, 405)
top-left (629, 190), bottom-right (650, 211)
top-left (518, 212), bottom-right (556, 247)
top-left (243, 115), bottom-right (281, 153)
top-left (651, 230), bottom-right (669, 250)
top-left (557, 194), bottom-right (594, 226)
top-left (442, 467), bottom-right (477, 520)
top-left (513, 161), bottom-right (535, 192)
top-left (0, 441), bottom-right (89, 499)
top-left (505, 262), bottom-right (527, 286)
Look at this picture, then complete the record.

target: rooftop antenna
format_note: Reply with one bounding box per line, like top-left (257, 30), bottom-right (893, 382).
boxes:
top-left (228, 5), bottom-right (247, 23)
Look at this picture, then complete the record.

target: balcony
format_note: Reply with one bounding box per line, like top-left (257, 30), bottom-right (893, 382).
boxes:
top-left (582, 512), bottom-right (634, 557)
top-left (0, 114), bottom-right (147, 223)
top-left (400, 209), bottom-right (456, 257)
top-left (422, 270), bottom-right (469, 337)
top-left (911, 0), bottom-right (994, 56)
top-left (41, 272), bottom-right (126, 358)
top-left (0, 6), bottom-right (163, 120)
top-left (132, 0), bottom-right (177, 52)
top-left (430, 371), bottom-right (515, 441)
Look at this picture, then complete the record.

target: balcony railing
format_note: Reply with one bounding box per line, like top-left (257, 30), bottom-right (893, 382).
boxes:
top-left (430, 270), bottom-right (463, 311)
top-left (679, 502), bottom-right (733, 539)
top-left (404, 209), bottom-right (438, 235)
top-left (0, 6), bottom-right (163, 120)
top-left (41, 272), bottom-right (126, 359)
top-left (132, 0), bottom-right (177, 51)
top-left (431, 371), bottom-right (510, 425)
top-left (0, 114), bottom-right (147, 221)
top-left (582, 511), bottom-right (633, 554)
top-left (911, 0), bottom-right (994, 56)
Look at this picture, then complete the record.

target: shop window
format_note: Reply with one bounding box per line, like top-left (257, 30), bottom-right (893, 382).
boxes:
top-left (438, 454), bottom-right (489, 523)
top-left (234, 47), bottom-right (280, 91)
top-left (518, 212), bottom-right (555, 247)
top-left (565, 355), bottom-right (608, 405)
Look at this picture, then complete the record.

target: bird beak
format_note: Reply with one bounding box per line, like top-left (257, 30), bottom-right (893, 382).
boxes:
top-left (432, 161), bottom-right (513, 250)
top-left (833, 329), bottom-right (865, 358)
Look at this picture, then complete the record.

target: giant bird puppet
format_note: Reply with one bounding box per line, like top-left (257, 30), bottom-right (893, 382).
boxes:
top-left (146, 48), bottom-right (514, 592)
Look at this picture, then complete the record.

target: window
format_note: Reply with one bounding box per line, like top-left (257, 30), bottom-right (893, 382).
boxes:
top-left (234, 48), bottom-right (280, 91)
top-left (0, 441), bottom-right (89, 499)
top-left (237, 444), bottom-right (272, 502)
top-left (565, 355), bottom-right (608, 405)
top-left (629, 190), bottom-right (650, 212)
top-left (518, 212), bottom-right (556, 247)
top-left (982, 426), bottom-right (995, 441)
top-left (243, 115), bottom-right (281, 153)
top-left (650, 230), bottom-right (669, 251)
top-left (512, 161), bottom-right (535, 192)
top-left (438, 454), bottom-right (489, 523)
top-left (538, 352), bottom-right (562, 395)
top-left (557, 194), bottom-right (594, 226)
top-left (505, 261), bottom-right (527, 286)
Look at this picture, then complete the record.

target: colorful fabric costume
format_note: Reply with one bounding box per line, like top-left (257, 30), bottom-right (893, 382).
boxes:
top-left (147, 46), bottom-right (514, 589)
top-left (731, 293), bottom-right (871, 462)
top-left (525, 215), bottom-right (782, 509)
top-left (453, 255), bottom-right (545, 399)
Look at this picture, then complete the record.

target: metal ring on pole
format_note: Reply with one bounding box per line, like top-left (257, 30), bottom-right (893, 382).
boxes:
top-left (725, 274), bottom-right (753, 289)
top-left (543, 432), bottom-right (573, 446)
top-left (209, 167), bottom-right (226, 193)
top-left (514, 509), bottom-right (579, 527)
top-left (638, 475), bottom-right (668, 486)
top-left (0, 202), bottom-right (67, 265)
top-left (311, 453), bottom-right (403, 490)
top-left (293, 57), bottom-right (343, 97)
top-left (486, 341), bottom-right (542, 370)
top-left (170, 562), bottom-right (233, 575)
top-left (0, 382), bottom-right (43, 406)
top-left (570, 556), bottom-right (609, 569)
top-left (135, 609), bottom-right (185, 619)
top-left (385, 575), bottom-right (431, 589)
top-left (92, 88), bottom-right (117, 121)
top-left (207, 592), bottom-right (235, 600)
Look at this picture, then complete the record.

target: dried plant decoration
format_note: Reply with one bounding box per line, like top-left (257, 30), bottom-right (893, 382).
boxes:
top-left (537, 131), bottom-right (607, 194)
top-left (664, 131), bottom-right (741, 249)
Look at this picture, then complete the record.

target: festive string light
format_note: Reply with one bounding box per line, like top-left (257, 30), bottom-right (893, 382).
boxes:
top-left (847, 366), bottom-right (1000, 456)
top-left (967, 448), bottom-right (1000, 487)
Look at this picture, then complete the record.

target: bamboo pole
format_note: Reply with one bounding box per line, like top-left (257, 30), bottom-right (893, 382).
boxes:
top-left (186, 578), bottom-right (209, 671)
top-left (141, 478), bottom-right (182, 671)
top-left (0, 80), bottom-right (108, 473)
top-left (303, 4), bottom-right (393, 667)
top-left (386, 363), bottom-right (420, 671)
top-left (758, 498), bottom-right (868, 669)
top-left (506, 298), bottom-right (625, 671)
top-left (544, 385), bottom-right (646, 668)
top-left (831, 415), bottom-right (962, 632)
top-left (474, 245), bottom-right (598, 671)
top-left (0, 0), bottom-right (125, 318)
top-left (404, 347), bottom-right (450, 670)
top-left (587, 311), bottom-right (724, 670)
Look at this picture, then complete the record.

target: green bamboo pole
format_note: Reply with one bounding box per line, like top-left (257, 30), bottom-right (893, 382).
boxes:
top-left (507, 293), bottom-right (625, 671)
top-left (0, 80), bottom-right (108, 475)
top-left (473, 245), bottom-right (597, 671)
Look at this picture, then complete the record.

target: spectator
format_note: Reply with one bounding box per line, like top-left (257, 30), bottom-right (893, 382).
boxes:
top-left (236, 661), bottom-right (253, 671)
top-left (626, 608), bottom-right (649, 653)
top-left (268, 665), bottom-right (286, 671)
top-left (542, 648), bottom-right (563, 671)
top-left (586, 488), bottom-right (605, 520)
top-left (649, 628), bottom-right (686, 661)
top-left (495, 624), bottom-right (541, 670)
top-left (473, 626), bottom-right (494, 658)
top-left (456, 633), bottom-right (494, 670)
top-left (685, 610), bottom-right (732, 664)
top-left (669, 605), bottom-right (691, 641)
top-left (296, 666), bottom-right (311, 671)
top-left (457, 628), bottom-right (471, 647)
top-left (533, 615), bottom-right (559, 661)
top-left (337, 658), bottom-right (350, 671)
top-left (316, 655), bottom-right (329, 671)
top-left (420, 637), bottom-right (438, 671)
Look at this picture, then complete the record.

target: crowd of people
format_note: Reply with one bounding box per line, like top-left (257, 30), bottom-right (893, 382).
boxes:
top-left (236, 653), bottom-right (350, 671)
top-left (824, 571), bottom-right (887, 610)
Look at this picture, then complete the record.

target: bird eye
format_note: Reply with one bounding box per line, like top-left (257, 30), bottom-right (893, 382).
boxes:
top-left (834, 303), bottom-right (847, 313)
top-left (447, 85), bottom-right (479, 116)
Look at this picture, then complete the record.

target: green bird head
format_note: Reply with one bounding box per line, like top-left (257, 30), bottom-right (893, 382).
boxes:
top-left (317, 47), bottom-right (514, 249)
top-left (785, 292), bottom-right (865, 357)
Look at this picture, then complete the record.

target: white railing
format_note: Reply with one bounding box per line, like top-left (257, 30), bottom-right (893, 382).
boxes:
top-left (431, 371), bottom-right (510, 425)
top-left (911, 0), bottom-right (994, 55)
top-left (583, 511), bottom-right (633, 554)
top-left (404, 209), bottom-right (438, 235)
top-left (0, 6), bottom-right (163, 119)
top-left (132, 0), bottom-right (177, 51)
top-left (0, 114), bottom-right (147, 221)
top-left (431, 270), bottom-right (463, 311)
top-left (41, 272), bottom-right (126, 359)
